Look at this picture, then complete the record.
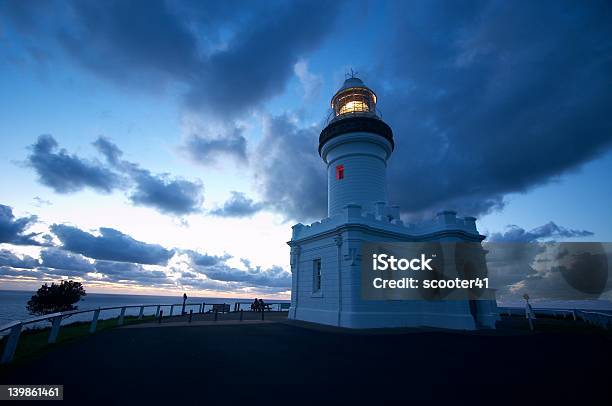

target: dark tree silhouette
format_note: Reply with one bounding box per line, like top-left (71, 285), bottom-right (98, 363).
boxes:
top-left (26, 280), bottom-right (86, 316)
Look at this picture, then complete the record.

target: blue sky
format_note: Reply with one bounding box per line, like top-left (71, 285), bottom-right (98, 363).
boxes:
top-left (0, 0), bottom-right (611, 298)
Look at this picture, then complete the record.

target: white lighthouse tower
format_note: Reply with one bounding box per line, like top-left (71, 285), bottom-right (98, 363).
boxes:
top-left (288, 75), bottom-right (498, 330)
top-left (321, 76), bottom-right (393, 217)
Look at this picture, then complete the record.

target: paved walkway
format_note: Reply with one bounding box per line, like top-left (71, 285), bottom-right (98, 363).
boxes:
top-left (1, 317), bottom-right (610, 403)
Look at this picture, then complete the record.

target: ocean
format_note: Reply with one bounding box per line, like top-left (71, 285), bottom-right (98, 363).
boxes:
top-left (0, 290), bottom-right (289, 331)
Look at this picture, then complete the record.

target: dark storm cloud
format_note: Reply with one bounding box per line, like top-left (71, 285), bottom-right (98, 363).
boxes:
top-left (185, 250), bottom-right (230, 267)
top-left (183, 0), bottom-right (343, 116)
top-left (375, 0), bottom-right (612, 219)
top-left (58, 0), bottom-right (203, 89)
top-left (254, 115), bottom-right (327, 221)
top-left (27, 135), bottom-right (204, 217)
top-left (0, 249), bottom-right (39, 269)
top-left (92, 137), bottom-right (123, 166)
top-left (50, 224), bottom-right (174, 265)
top-left (8, 0), bottom-right (335, 218)
top-left (488, 222), bottom-right (594, 243)
top-left (210, 191), bottom-right (264, 218)
top-left (93, 136), bottom-right (205, 215)
top-left (8, 1), bottom-right (611, 223)
top-left (0, 204), bottom-right (41, 246)
top-left (195, 263), bottom-right (291, 289)
top-left (128, 168), bottom-right (204, 216)
top-left (248, 1), bottom-right (612, 222)
top-left (182, 129), bottom-right (247, 165)
top-left (94, 260), bottom-right (171, 284)
top-left (39, 247), bottom-right (95, 274)
top-left (3, 0), bottom-right (343, 118)
top-left (182, 251), bottom-right (289, 288)
top-left (27, 135), bottom-right (121, 194)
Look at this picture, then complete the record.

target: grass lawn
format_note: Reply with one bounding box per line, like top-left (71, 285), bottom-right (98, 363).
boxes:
top-left (0, 315), bottom-right (156, 366)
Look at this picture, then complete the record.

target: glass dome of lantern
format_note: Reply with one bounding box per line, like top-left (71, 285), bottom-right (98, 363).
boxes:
top-left (330, 75), bottom-right (379, 121)
top-left (319, 73), bottom-right (393, 156)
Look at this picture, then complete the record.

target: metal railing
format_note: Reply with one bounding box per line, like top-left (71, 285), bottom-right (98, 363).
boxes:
top-left (498, 306), bottom-right (612, 329)
top-left (0, 301), bottom-right (289, 364)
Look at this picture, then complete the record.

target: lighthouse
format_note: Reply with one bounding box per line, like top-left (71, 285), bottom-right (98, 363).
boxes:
top-left (288, 75), bottom-right (498, 330)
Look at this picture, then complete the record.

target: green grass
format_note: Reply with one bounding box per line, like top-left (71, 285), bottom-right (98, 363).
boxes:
top-left (0, 315), bottom-right (156, 366)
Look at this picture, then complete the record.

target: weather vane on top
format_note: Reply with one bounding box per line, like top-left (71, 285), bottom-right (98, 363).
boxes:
top-left (345, 68), bottom-right (358, 79)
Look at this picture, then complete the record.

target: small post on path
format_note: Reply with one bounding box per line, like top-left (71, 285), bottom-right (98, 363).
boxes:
top-left (214, 310), bottom-right (218, 322)
top-left (527, 314), bottom-right (534, 331)
top-left (48, 315), bottom-right (62, 343)
top-left (158, 309), bottom-right (164, 324)
top-left (90, 308), bottom-right (100, 333)
top-left (189, 309), bottom-right (193, 323)
top-left (1, 323), bottom-right (22, 364)
top-left (118, 307), bottom-right (126, 326)
top-left (261, 309), bottom-right (264, 321)
top-left (138, 306), bottom-right (144, 320)
top-left (240, 309), bottom-right (243, 322)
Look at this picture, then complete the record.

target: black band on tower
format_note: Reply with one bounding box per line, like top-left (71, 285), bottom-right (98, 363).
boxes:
top-left (319, 115), bottom-right (394, 155)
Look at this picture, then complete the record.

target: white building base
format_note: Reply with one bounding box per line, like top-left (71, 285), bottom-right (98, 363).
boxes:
top-left (288, 205), bottom-right (499, 331)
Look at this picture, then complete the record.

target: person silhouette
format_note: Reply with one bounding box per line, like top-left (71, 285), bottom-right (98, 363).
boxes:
top-left (523, 293), bottom-right (536, 330)
top-left (182, 293), bottom-right (188, 315)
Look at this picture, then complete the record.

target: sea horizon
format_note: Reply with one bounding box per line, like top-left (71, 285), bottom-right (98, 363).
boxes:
top-left (0, 289), bottom-right (290, 328)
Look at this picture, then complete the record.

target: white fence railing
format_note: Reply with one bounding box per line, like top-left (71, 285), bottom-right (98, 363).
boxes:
top-left (498, 306), bottom-right (612, 329)
top-left (0, 301), bottom-right (288, 364)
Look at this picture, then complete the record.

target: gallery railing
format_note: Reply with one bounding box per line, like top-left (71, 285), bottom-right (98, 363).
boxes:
top-left (0, 301), bottom-right (289, 364)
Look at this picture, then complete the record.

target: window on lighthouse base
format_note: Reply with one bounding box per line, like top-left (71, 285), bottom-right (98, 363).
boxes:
top-left (336, 165), bottom-right (344, 180)
top-left (313, 259), bottom-right (322, 293)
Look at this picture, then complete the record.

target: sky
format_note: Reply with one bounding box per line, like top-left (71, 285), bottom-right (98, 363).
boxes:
top-left (0, 0), bottom-right (611, 299)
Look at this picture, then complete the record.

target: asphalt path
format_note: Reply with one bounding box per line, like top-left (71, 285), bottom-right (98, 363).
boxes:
top-left (1, 318), bottom-right (610, 404)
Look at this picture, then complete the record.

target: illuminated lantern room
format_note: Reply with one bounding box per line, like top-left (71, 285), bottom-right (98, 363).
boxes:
top-left (331, 76), bottom-right (378, 119)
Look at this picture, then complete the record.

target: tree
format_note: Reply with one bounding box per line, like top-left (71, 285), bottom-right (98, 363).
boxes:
top-left (26, 280), bottom-right (86, 316)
